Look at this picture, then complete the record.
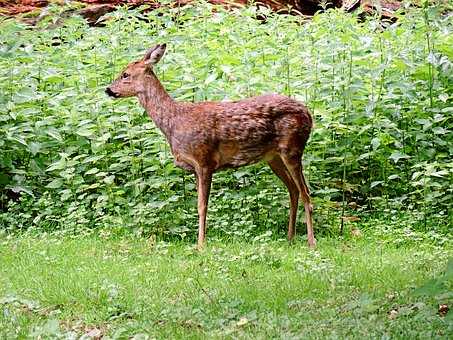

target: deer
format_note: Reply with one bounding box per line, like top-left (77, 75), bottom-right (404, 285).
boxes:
top-left (105, 44), bottom-right (315, 249)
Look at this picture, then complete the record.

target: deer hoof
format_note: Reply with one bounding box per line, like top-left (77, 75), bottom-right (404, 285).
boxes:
top-left (308, 238), bottom-right (317, 249)
top-left (196, 242), bottom-right (205, 251)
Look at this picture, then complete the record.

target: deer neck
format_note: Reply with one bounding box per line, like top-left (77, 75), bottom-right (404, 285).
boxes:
top-left (137, 71), bottom-right (177, 138)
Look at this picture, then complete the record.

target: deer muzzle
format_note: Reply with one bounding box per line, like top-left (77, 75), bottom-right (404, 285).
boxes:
top-left (105, 87), bottom-right (119, 98)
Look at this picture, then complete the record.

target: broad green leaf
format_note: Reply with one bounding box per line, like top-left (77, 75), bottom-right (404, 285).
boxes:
top-left (46, 179), bottom-right (63, 189)
top-left (389, 151), bottom-right (410, 163)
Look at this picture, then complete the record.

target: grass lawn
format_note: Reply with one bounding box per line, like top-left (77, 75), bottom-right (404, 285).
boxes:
top-left (0, 231), bottom-right (451, 339)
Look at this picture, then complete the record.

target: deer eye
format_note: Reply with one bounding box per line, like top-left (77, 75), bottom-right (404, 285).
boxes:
top-left (122, 72), bottom-right (130, 79)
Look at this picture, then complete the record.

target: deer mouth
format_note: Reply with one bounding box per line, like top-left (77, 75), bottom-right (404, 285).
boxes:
top-left (105, 87), bottom-right (120, 98)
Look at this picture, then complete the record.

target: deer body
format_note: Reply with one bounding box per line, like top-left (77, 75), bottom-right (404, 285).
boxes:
top-left (106, 44), bottom-right (315, 249)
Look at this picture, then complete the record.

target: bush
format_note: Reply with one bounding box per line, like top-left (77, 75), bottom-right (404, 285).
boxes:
top-left (0, 3), bottom-right (451, 236)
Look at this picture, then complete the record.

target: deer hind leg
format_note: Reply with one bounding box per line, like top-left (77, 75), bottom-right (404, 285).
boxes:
top-left (267, 156), bottom-right (299, 241)
top-left (195, 167), bottom-right (213, 250)
top-left (280, 153), bottom-right (316, 248)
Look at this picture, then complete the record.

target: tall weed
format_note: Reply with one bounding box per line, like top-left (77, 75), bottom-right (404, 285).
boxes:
top-left (0, 3), bottom-right (451, 236)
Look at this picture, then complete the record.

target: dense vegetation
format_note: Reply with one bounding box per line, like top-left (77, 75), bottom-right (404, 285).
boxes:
top-left (1, 3), bottom-right (451, 238)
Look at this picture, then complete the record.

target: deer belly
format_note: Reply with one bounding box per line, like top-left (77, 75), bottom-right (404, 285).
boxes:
top-left (218, 142), bottom-right (273, 168)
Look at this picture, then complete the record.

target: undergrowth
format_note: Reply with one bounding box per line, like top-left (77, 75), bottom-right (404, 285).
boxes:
top-left (0, 2), bottom-right (452, 238)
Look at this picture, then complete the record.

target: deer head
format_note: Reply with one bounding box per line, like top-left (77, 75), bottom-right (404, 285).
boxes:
top-left (105, 43), bottom-right (166, 98)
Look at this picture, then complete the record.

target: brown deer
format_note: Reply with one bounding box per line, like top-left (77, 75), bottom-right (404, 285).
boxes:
top-left (106, 44), bottom-right (315, 249)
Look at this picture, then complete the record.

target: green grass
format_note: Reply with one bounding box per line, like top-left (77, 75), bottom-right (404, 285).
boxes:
top-left (1, 231), bottom-right (451, 338)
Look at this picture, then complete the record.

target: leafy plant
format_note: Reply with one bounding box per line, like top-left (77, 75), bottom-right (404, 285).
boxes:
top-left (0, 3), bottom-right (451, 237)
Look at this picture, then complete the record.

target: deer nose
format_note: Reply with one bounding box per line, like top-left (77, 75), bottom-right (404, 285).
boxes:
top-left (105, 87), bottom-right (117, 97)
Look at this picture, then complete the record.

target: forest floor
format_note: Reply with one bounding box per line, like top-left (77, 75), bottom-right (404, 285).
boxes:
top-left (1, 230), bottom-right (451, 338)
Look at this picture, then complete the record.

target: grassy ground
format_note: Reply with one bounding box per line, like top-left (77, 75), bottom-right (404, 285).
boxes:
top-left (0, 231), bottom-right (452, 339)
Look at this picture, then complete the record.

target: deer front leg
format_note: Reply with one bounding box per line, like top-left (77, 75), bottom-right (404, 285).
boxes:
top-left (195, 167), bottom-right (213, 250)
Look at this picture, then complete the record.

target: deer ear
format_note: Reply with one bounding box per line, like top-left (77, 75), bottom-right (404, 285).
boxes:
top-left (144, 43), bottom-right (167, 65)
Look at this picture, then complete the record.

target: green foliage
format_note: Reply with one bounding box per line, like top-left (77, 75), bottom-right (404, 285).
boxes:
top-left (0, 3), bottom-right (452, 236)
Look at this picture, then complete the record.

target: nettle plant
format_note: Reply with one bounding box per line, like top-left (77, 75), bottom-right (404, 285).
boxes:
top-left (0, 3), bottom-right (451, 237)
